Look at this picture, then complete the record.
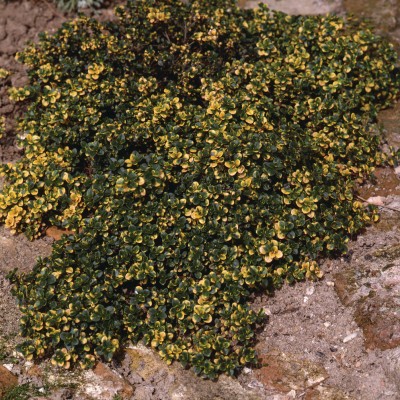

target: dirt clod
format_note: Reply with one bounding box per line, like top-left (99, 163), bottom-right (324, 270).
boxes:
top-left (0, 364), bottom-right (18, 397)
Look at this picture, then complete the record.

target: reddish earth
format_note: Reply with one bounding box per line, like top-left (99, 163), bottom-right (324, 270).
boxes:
top-left (0, 364), bottom-right (18, 397)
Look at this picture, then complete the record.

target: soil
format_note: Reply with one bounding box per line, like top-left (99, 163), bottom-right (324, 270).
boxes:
top-left (1, 1), bottom-right (400, 399)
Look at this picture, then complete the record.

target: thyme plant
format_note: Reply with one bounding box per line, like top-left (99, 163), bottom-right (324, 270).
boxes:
top-left (2, 0), bottom-right (399, 378)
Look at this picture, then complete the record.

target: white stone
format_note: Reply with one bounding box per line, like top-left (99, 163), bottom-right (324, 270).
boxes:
top-left (171, 385), bottom-right (188, 400)
top-left (307, 375), bottom-right (326, 387)
top-left (2, 364), bottom-right (13, 371)
top-left (263, 307), bottom-right (272, 316)
top-left (306, 286), bottom-right (315, 296)
top-left (247, 380), bottom-right (264, 389)
top-left (303, 296), bottom-right (309, 303)
top-left (126, 342), bottom-right (153, 353)
top-left (324, 322), bottom-right (331, 328)
top-left (326, 281), bottom-right (335, 287)
top-left (343, 332), bottom-right (358, 343)
top-left (366, 196), bottom-right (385, 206)
top-left (81, 371), bottom-right (108, 398)
top-left (47, 374), bottom-right (57, 384)
top-left (243, 367), bottom-right (252, 374)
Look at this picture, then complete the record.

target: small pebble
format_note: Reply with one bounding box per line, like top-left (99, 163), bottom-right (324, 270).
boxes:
top-left (343, 332), bottom-right (358, 343)
top-left (247, 380), bottom-right (264, 389)
top-left (326, 281), bottom-right (335, 287)
top-left (366, 196), bottom-right (385, 206)
top-left (324, 322), bottom-right (331, 328)
top-left (303, 296), bottom-right (309, 303)
top-left (263, 307), bottom-right (272, 316)
top-left (287, 389), bottom-right (296, 398)
top-left (308, 376), bottom-right (326, 386)
top-left (306, 286), bottom-right (315, 296)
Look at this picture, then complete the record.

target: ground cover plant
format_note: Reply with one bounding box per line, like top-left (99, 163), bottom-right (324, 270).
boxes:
top-left (1, 0), bottom-right (400, 379)
top-left (0, 68), bottom-right (9, 139)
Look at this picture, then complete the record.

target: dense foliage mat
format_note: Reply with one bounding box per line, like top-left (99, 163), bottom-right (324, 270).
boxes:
top-left (2, 0), bottom-right (400, 378)
top-left (0, 68), bottom-right (9, 139)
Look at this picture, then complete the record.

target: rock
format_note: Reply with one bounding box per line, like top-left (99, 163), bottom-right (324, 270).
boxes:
top-left (30, 397), bottom-right (51, 400)
top-left (48, 388), bottom-right (74, 400)
top-left (342, 332), bottom-right (358, 343)
top-left (126, 345), bottom-right (165, 382)
top-left (304, 385), bottom-right (354, 399)
top-left (378, 101), bottom-right (400, 149)
top-left (254, 350), bottom-right (328, 393)
top-left (2, 363), bottom-right (13, 371)
top-left (381, 348), bottom-right (400, 392)
top-left (366, 196), bottom-right (386, 206)
top-left (263, 307), bottom-right (272, 316)
top-left (377, 197), bottom-right (400, 231)
top-left (0, 364), bottom-right (18, 397)
top-left (25, 364), bottom-right (45, 388)
top-left (355, 294), bottom-right (400, 350)
top-left (30, 388), bottom-right (73, 400)
top-left (306, 286), bottom-right (315, 296)
top-left (373, 243), bottom-right (400, 260)
top-left (78, 362), bottom-right (134, 400)
top-left (242, 0), bottom-right (342, 15)
top-left (133, 386), bottom-right (155, 400)
top-left (243, 367), bottom-right (252, 374)
top-left (333, 269), bottom-right (357, 307)
top-left (121, 345), bottom-right (262, 400)
top-left (344, 0), bottom-right (399, 32)
top-left (334, 239), bottom-right (400, 350)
